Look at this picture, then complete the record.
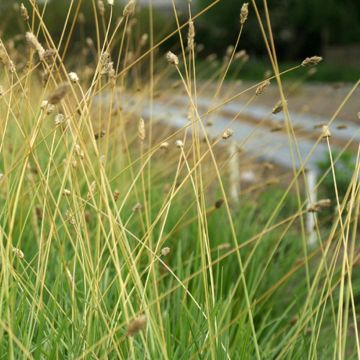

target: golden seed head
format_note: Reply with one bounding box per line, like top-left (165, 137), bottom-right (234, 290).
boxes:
top-left (78, 12), bottom-right (85, 23)
top-left (140, 33), bottom-right (149, 47)
top-left (86, 37), bottom-right (94, 47)
top-left (270, 125), bottom-right (282, 132)
top-left (68, 72), bottom-right (79, 83)
top-left (138, 118), bottom-right (145, 141)
top-left (301, 56), bottom-right (323, 67)
top-left (48, 83), bottom-right (70, 105)
top-left (97, 0), bottom-right (105, 16)
top-left (123, 0), bottom-right (136, 17)
top-left (272, 100), bottom-right (286, 115)
top-left (0, 42), bottom-right (16, 73)
top-left (87, 181), bottom-right (96, 200)
top-left (161, 247), bottom-right (171, 256)
top-left (217, 243), bottom-right (231, 250)
top-left (175, 140), bottom-right (184, 148)
top-left (20, 3), bottom-right (29, 21)
top-left (100, 51), bottom-right (115, 79)
top-left (160, 142), bottom-right (169, 150)
top-left (47, 104), bottom-right (55, 115)
top-left (26, 32), bottom-right (45, 61)
top-left (127, 314), bottom-right (147, 336)
top-left (166, 51), bottom-right (179, 66)
top-left (336, 124), bottom-right (347, 130)
top-left (54, 113), bottom-right (65, 126)
top-left (40, 100), bottom-right (49, 110)
top-left (308, 67), bottom-right (317, 76)
top-left (12, 247), bottom-right (24, 259)
top-left (40, 100), bottom-right (55, 115)
top-left (240, 3), bottom-right (249, 25)
top-left (308, 198), bottom-right (331, 213)
top-left (255, 80), bottom-right (270, 95)
top-left (321, 125), bottom-right (331, 138)
top-left (222, 128), bottom-right (234, 140)
top-left (234, 49), bottom-right (247, 60)
top-left (188, 20), bottom-right (195, 51)
top-left (226, 45), bottom-right (235, 57)
top-left (43, 49), bottom-right (57, 64)
top-left (132, 202), bottom-right (142, 212)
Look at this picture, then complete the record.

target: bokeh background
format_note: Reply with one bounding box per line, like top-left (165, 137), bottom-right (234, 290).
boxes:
top-left (1, 0), bottom-right (360, 81)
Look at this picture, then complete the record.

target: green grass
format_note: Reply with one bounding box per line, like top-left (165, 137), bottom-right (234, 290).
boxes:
top-left (0, 1), bottom-right (359, 359)
top-left (196, 58), bottom-right (360, 83)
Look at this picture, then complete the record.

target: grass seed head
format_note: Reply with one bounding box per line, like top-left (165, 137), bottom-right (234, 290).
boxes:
top-left (40, 100), bottom-right (49, 110)
top-left (217, 243), bottom-right (231, 250)
top-left (48, 83), bottom-right (69, 104)
top-left (68, 72), bottom-right (79, 83)
top-left (272, 100), bottom-right (286, 114)
top-left (138, 118), bottom-right (145, 141)
top-left (160, 142), bottom-right (169, 150)
top-left (301, 56), bottom-right (323, 67)
top-left (12, 247), bottom-right (24, 259)
top-left (321, 125), bottom-right (331, 138)
top-left (132, 202), bottom-right (142, 212)
top-left (54, 114), bottom-right (65, 126)
top-left (166, 51), bottom-right (179, 66)
top-left (0, 42), bottom-right (15, 73)
top-left (123, 0), bottom-right (136, 17)
top-left (240, 3), bottom-right (249, 25)
top-left (20, 3), bottom-right (29, 21)
top-left (161, 247), bottom-right (171, 256)
top-left (308, 198), bottom-right (331, 213)
top-left (222, 128), bottom-right (234, 140)
top-left (256, 80), bottom-right (270, 95)
top-left (26, 32), bottom-right (45, 61)
top-left (336, 124), bottom-right (347, 130)
top-left (175, 140), bottom-right (184, 148)
top-left (40, 100), bottom-right (55, 115)
top-left (87, 181), bottom-right (96, 200)
top-left (107, 0), bottom-right (114, 5)
top-left (127, 314), bottom-right (147, 336)
top-left (43, 49), bottom-right (57, 64)
top-left (188, 20), bottom-right (195, 51)
top-left (234, 49), bottom-right (248, 61)
top-left (140, 33), bottom-right (148, 47)
top-left (97, 1), bottom-right (105, 16)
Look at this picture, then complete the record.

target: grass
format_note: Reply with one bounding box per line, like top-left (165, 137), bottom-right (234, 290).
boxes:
top-left (0, 0), bottom-right (359, 359)
top-left (213, 59), bottom-right (360, 83)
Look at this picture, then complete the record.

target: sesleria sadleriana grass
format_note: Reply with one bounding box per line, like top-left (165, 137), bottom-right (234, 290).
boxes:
top-left (0, 0), bottom-right (359, 358)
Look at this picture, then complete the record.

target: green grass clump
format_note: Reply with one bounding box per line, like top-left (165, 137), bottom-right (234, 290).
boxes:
top-left (0, 1), bottom-right (359, 359)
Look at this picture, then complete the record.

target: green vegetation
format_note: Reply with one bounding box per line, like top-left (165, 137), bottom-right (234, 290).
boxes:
top-left (0, 1), bottom-right (359, 358)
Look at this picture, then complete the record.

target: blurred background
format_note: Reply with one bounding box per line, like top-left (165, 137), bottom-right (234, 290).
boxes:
top-left (1, 0), bottom-right (359, 82)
